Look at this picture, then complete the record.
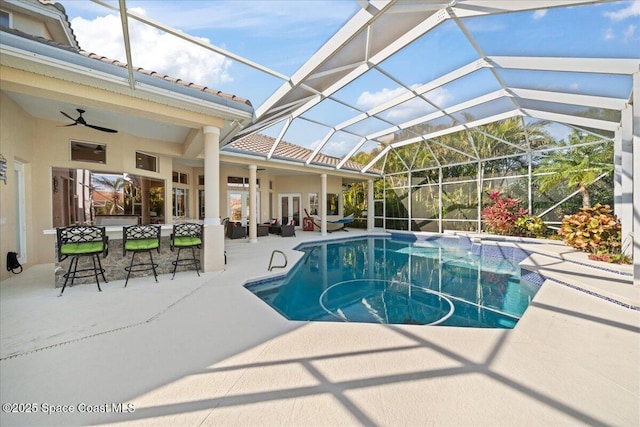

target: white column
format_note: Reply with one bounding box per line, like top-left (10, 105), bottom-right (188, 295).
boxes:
top-left (202, 126), bottom-right (224, 272)
top-left (615, 106), bottom-right (633, 255)
top-left (321, 174), bottom-right (328, 236)
top-left (367, 179), bottom-right (374, 232)
top-left (203, 126), bottom-right (221, 225)
top-left (632, 72), bottom-right (640, 286)
top-left (249, 164), bottom-right (257, 243)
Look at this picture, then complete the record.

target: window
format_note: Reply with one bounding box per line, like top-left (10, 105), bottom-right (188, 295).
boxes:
top-left (227, 176), bottom-right (260, 188)
top-left (136, 152), bottom-right (157, 172)
top-left (308, 193), bottom-right (318, 215)
top-left (0, 11), bottom-right (10, 28)
top-left (70, 141), bottom-right (106, 164)
top-left (172, 188), bottom-right (189, 217)
top-left (198, 189), bottom-right (205, 219)
top-left (327, 193), bottom-right (339, 215)
top-left (198, 174), bottom-right (205, 185)
top-left (51, 168), bottom-right (165, 227)
top-left (172, 171), bottom-right (188, 184)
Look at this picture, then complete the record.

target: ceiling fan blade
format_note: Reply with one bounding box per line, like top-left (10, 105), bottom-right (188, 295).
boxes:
top-left (57, 123), bottom-right (78, 128)
top-left (60, 111), bottom-right (76, 122)
top-left (86, 123), bottom-right (118, 133)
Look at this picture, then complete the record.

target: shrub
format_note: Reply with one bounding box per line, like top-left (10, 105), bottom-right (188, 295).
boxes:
top-left (558, 204), bottom-right (626, 263)
top-left (588, 252), bottom-right (631, 264)
top-left (481, 191), bottom-right (527, 235)
top-left (515, 214), bottom-right (547, 238)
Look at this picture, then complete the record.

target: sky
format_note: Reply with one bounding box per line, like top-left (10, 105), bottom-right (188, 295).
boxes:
top-left (63, 0), bottom-right (360, 107)
top-left (60, 0), bottom-right (640, 157)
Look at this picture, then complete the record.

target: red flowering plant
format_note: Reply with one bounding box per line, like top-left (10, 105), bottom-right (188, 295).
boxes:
top-left (481, 190), bottom-right (528, 235)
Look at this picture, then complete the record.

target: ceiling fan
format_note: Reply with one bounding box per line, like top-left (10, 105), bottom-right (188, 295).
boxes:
top-left (59, 109), bottom-right (118, 133)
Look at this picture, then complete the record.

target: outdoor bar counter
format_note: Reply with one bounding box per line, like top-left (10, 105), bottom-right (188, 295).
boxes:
top-left (43, 223), bottom-right (203, 287)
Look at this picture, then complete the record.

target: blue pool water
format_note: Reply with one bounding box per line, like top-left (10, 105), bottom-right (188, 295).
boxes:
top-left (245, 236), bottom-right (541, 328)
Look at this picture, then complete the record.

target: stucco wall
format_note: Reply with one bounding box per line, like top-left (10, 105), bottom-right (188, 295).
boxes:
top-left (218, 165), bottom-right (343, 223)
top-left (0, 97), bottom-right (351, 280)
top-left (0, 92), bottom-right (35, 281)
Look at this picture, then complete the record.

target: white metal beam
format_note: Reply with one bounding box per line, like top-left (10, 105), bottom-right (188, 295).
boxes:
top-left (337, 137), bottom-right (367, 169)
top-left (521, 109), bottom-right (620, 132)
top-left (267, 118), bottom-right (291, 160)
top-left (92, 0), bottom-right (288, 81)
top-left (452, 0), bottom-right (615, 18)
top-left (279, 7), bottom-right (450, 127)
top-left (256, 3), bottom-right (393, 119)
top-left (392, 110), bottom-right (522, 149)
top-left (306, 129), bottom-right (336, 165)
top-left (489, 56), bottom-right (640, 75)
top-left (509, 87), bottom-right (628, 111)
top-left (632, 71), bottom-right (640, 285)
top-left (117, 0), bottom-right (135, 90)
top-left (362, 145), bottom-right (391, 173)
top-left (614, 106), bottom-right (633, 256)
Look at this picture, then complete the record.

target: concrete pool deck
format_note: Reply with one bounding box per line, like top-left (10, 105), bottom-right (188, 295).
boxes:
top-left (1, 229), bottom-right (639, 426)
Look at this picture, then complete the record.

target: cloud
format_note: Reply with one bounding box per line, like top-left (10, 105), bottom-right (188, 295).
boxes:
top-left (532, 10), bottom-right (548, 20)
top-left (604, 0), bottom-right (640, 21)
top-left (357, 86), bottom-right (411, 110)
top-left (623, 24), bottom-right (637, 41)
top-left (71, 8), bottom-right (233, 86)
top-left (603, 27), bottom-right (616, 40)
top-left (318, 139), bottom-right (352, 157)
top-left (136, 1), bottom-right (357, 34)
top-left (357, 85), bottom-right (450, 123)
top-left (308, 135), bottom-right (356, 157)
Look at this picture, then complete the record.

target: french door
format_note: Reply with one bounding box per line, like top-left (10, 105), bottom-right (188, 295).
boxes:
top-left (228, 191), bottom-right (260, 224)
top-left (279, 193), bottom-right (301, 227)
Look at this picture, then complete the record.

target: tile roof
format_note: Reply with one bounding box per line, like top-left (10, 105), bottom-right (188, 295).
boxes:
top-left (37, 0), bottom-right (81, 49)
top-left (80, 51), bottom-right (252, 106)
top-left (0, 25), bottom-right (252, 107)
top-left (226, 133), bottom-right (370, 172)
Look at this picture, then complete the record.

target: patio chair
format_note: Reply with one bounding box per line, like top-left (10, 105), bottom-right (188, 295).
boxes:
top-left (280, 220), bottom-right (296, 237)
top-left (226, 221), bottom-right (247, 239)
top-left (267, 218), bottom-right (281, 234)
top-left (170, 223), bottom-right (203, 279)
top-left (255, 224), bottom-right (269, 237)
top-left (56, 225), bottom-right (109, 296)
top-left (122, 224), bottom-right (161, 287)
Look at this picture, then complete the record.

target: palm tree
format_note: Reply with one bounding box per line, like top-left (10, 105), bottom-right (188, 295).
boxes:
top-left (534, 130), bottom-right (613, 208)
top-left (93, 175), bottom-right (125, 215)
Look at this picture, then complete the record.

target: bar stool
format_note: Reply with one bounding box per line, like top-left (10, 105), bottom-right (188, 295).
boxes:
top-left (56, 226), bottom-right (109, 296)
top-left (122, 224), bottom-right (161, 287)
top-left (170, 223), bottom-right (204, 279)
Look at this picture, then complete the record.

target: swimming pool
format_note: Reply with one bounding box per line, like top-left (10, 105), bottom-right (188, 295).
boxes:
top-left (245, 236), bottom-right (541, 328)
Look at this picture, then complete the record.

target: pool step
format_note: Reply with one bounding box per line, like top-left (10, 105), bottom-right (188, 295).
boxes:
top-left (519, 252), bottom-right (639, 310)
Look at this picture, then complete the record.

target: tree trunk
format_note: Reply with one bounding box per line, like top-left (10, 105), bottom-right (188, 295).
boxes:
top-left (579, 184), bottom-right (590, 208)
